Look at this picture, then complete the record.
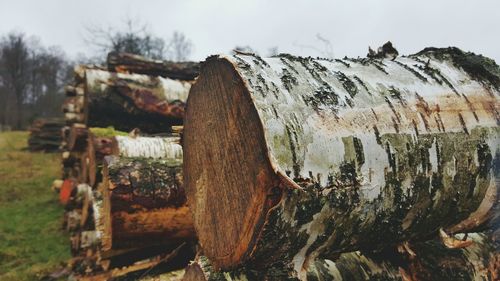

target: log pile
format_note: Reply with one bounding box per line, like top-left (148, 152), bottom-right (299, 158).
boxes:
top-left (57, 52), bottom-right (199, 280)
top-left (69, 139), bottom-right (196, 278)
top-left (27, 118), bottom-right (64, 152)
top-left (182, 47), bottom-right (500, 279)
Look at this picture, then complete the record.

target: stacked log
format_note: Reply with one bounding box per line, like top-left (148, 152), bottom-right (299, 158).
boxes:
top-left (58, 52), bottom-right (199, 279)
top-left (81, 68), bottom-right (192, 132)
top-left (107, 51), bottom-right (200, 80)
top-left (183, 47), bottom-right (500, 278)
top-left (61, 54), bottom-right (197, 183)
top-left (70, 135), bottom-right (196, 278)
top-left (27, 118), bottom-right (64, 152)
top-left (93, 153), bottom-right (193, 251)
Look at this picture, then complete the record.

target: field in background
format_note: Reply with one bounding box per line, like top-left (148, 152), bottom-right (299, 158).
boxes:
top-left (0, 131), bottom-right (70, 281)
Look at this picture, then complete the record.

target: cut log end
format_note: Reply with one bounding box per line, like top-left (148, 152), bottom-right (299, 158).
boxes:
top-left (184, 58), bottom-right (281, 268)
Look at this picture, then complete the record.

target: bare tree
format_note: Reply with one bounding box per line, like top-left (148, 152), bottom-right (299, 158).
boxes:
top-left (0, 32), bottom-right (31, 129)
top-left (85, 18), bottom-right (167, 60)
top-left (0, 32), bottom-right (70, 129)
top-left (166, 31), bottom-right (193, 61)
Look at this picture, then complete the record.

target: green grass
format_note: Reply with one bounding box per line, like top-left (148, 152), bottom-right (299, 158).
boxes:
top-left (0, 131), bottom-right (70, 281)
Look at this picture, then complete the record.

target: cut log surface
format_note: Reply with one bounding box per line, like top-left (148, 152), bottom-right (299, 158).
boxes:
top-left (183, 233), bottom-right (498, 281)
top-left (93, 155), bottom-right (194, 251)
top-left (107, 51), bottom-right (200, 81)
top-left (184, 48), bottom-right (500, 272)
top-left (84, 68), bottom-right (191, 132)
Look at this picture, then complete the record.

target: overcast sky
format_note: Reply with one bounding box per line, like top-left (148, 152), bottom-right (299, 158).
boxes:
top-left (0, 0), bottom-right (499, 62)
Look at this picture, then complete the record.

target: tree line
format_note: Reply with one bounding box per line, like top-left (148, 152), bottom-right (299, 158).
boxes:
top-left (0, 21), bottom-right (194, 130)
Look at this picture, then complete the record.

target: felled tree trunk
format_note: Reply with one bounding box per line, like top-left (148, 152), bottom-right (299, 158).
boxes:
top-left (107, 51), bottom-right (200, 81)
top-left (93, 155), bottom-right (194, 251)
top-left (83, 68), bottom-right (191, 133)
top-left (184, 47), bottom-right (500, 274)
top-left (86, 134), bottom-right (181, 187)
top-left (183, 233), bottom-right (498, 281)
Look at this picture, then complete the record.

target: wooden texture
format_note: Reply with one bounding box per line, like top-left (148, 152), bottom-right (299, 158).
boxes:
top-left (184, 47), bottom-right (500, 273)
top-left (107, 51), bottom-right (200, 81)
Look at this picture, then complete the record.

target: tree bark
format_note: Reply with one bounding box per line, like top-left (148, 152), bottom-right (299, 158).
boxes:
top-left (183, 233), bottom-right (498, 281)
top-left (184, 48), bottom-right (500, 273)
top-left (83, 68), bottom-right (191, 133)
top-left (86, 134), bottom-right (181, 187)
top-left (107, 51), bottom-right (200, 81)
top-left (111, 135), bottom-right (182, 158)
top-left (92, 155), bottom-right (194, 251)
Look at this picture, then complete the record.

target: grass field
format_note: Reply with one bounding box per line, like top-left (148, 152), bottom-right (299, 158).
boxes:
top-left (0, 131), bottom-right (70, 281)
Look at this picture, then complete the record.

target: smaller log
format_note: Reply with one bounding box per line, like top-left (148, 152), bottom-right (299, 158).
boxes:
top-left (92, 155), bottom-right (194, 251)
top-left (86, 134), bottom-right (179, 187)
top-left (107, 51), bottom-right (200, 81)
